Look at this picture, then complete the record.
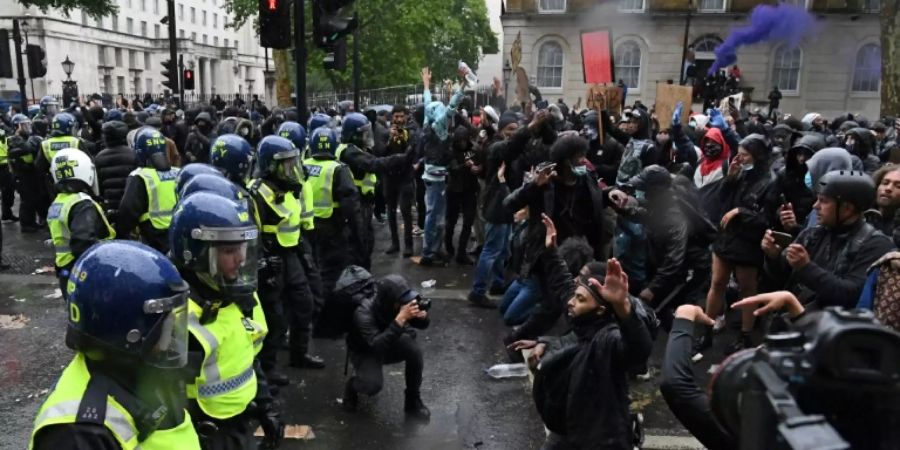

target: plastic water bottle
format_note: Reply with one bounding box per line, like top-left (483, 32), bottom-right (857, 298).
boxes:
top-left (458, 60), bottom-right (479, 86)
top-left (485, 363), bottom-right (528, 379)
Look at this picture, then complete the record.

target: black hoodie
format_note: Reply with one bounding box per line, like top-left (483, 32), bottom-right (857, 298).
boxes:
top-left (773, 133), bottom-right (826, 231)
top-left (845, 127), bottom-right (881, 174)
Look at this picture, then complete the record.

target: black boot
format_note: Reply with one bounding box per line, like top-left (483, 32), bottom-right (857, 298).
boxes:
top-left (290, 354), bottom-right (326, 369)
top-left (404, 390), bottom-right (430, 420)
top-left (455, 253), bottom-right (474, 266)
top-left (467, 292), bottom-right (496, 309)
top-left (342, 379), bottom-right (359, 412)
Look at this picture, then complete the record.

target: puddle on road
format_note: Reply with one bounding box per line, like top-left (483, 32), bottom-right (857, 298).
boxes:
top-left (0, 314), bottom-right (28, 329)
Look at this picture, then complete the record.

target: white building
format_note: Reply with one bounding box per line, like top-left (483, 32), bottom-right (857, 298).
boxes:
top-left (0, 0), bottom-right (274, 104)
top-left (501, 0), bottom-right (883, 119)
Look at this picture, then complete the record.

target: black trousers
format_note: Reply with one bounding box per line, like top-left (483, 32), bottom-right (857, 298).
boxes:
top-left (444, 189), bottom-right (477, 256)
top-left (15, 169), bottom-right (42, 227)
top-left (258, 249), bottom-right (315, 371)
top-left (384, 180), bottom-right (414, 250)
top-left (349, 334), bottom-right (423, 396)
top-left (373, 178), bottom-right (385, 218)
top-left (360, 196), bottom-right (374, 270)
top-left (192, 409), bottom-right (254, 450)
top-left (308, 219), bottom-right (350, 295)
top-left (0, 165), bottom-right (15, 216)
top-left (415, 173), bottom-right (426, 229)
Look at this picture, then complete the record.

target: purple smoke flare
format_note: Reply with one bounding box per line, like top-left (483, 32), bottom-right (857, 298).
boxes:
top-left (709, 3), bottom-right (819, 75)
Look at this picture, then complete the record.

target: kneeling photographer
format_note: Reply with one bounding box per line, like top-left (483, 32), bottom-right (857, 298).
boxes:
top-left (341, 271), bottom-right (432, 419)
top-left (661, 293), bottom-right (900, 450)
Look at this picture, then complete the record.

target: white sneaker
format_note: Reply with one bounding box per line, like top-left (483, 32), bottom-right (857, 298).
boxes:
top-left (713, 314), bottom-right (727, 333)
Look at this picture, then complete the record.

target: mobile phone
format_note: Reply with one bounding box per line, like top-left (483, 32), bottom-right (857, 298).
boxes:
top-left (536, 161), bottom-right (557, 173)
top-left (780, 194), bottom-right (787, 205)
top-left (771, 231), bottom-right (793, 248)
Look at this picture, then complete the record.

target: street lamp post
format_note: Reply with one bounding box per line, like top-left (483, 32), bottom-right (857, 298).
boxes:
top-left (502, 59), bottom-right (512, 110)
top-left (61, 55), bottom-right (79, 107)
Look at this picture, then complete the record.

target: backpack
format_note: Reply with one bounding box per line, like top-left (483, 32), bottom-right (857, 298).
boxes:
top-left (857, 251), bottom-right (900, 332)
top-left (317, 265), bottom-right (375, 339)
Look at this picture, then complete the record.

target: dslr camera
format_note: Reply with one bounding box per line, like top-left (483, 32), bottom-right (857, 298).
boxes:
top-left (399, 289), bottom-right (431, 312)
top-left (710, 307), bottom-right (900, 450)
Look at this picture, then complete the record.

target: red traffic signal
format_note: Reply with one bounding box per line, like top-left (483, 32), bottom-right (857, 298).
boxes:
top-left (183, 69), bottom-right (195, 90)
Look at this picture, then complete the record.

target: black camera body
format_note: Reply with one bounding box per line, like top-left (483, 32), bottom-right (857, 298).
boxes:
top-left (710, 307), bottom-right (900, 450)
top-left (400, 294), bottom-right (431, 312)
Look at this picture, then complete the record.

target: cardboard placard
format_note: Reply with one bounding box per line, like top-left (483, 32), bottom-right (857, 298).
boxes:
top-left (655, 84), bottom-right (693, 129)
top-left (586, 85), bottom-right (623, 118)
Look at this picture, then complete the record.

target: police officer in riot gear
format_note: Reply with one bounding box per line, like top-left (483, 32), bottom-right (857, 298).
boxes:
top-left (117, 128), bottom-right (180, 254)
top-left (48, 148), bottom-right (116, 297)
top-left (303, 127), bottom-right (366, 301)
top-left (29, 241), bottom-right (201, 450)
top-left (176, 163), bottom-right (226, 196)
top-left (171, 192), bottom-right (284, 450)
top-left (336, 112), bottom-right (416, 269)
top-left (248, 136), bottom-right (324, 378)
top-left (6, 113), bottom-right (44, 231)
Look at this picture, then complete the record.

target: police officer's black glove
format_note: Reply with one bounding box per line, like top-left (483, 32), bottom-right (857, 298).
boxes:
top-left (258, 255), bottom-right (283, 287)
top-left (258, 409), bottom-right (285, 449)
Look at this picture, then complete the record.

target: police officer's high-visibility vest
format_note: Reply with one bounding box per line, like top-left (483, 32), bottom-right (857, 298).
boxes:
top-left (131, 167), bottom-right (179, 230)
top-left (186, 298), bottom-right (262, 420)
top-left (335, 144), bottom-right (377, 196)
top-left (47, 192), bottom-right (116, 268)
top-left (41, 136), bottom-right (80, 163)
top-left (29, 353), bottom-right (201, 450)
top-left (302, 158), bottom-right (341, 219)
top-left (249, 179), bottom-right (301, 248)
top-left (299, 180), bottom-right (315, 231)
top-left (0, 136), bottom-right (9, 165)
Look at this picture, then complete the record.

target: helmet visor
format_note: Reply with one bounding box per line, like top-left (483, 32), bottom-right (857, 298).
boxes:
top-left (360, 123), bottom-right (375, 149)
top-left (274, 150), bottom-right (303, 184)
top-left (142, 291), bottom-right (189, 369)
top-left (194, 226), bottom-right (260, 302)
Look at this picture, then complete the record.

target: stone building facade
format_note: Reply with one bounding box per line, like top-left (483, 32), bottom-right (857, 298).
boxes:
top-left (501, 0), bottom-right (882, 118)
top-left (0, 0), bottom-right (274, 104)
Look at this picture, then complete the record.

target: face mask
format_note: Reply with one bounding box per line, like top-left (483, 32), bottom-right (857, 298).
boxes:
top-left (572, 165), bottom-right (588, 176)
top-left (741, 163), bottom-right (754, 171)
top-left (804, 172), bottom-right (813, 189)
top-left (703, 143), bottom-right (723, 158)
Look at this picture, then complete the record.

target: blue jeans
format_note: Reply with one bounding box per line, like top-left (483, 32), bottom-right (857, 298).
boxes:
top-left (422, 179), bottom-right (447, 259)
top-left (499, 277), bottom-right (540, 326)
top-left (471, 222), bottom-right (510, 296)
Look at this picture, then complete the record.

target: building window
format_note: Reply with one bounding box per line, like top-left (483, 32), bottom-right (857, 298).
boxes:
top-left (97, 45), bottom-right (106, 65)
top-left (179, 29), bottom-right (185, 38)
top-left (864, 0), bottom-right (880, 12)
top-left (214, 36), bottom-right (218, 46)
top-left (772, 45), bottom-right (802, 92)
top-left (144, 53), bottom-right (151, 70)
top-left (213, 13), bottom-right (217, 28)
top-left (192, 32), bottom-right (197, 42)
top-left (224, 38), bottom-right (229, 47)
top-left (140, 0), bottom-right (146, 11)
top-left (178, 4), bottom-right (184, 20)
top-left (536, 41), bottom-right (564, 89)
top-left (153, 0), bottom-right (159, 14)
top-left (126, 0), bottom-right (132, 8)
top-left (202, 11), bottom-right (207, 26)
top-left (698, 0), bottom-right (726, 11)
top-left (141, 21), bottom-right (147, 36)
top-left (619, 0), bottom-right (645, 11)
top-left (190, 7), bottom-right (196, 23)
top-left (203, 34), bottom-right (208, 44)
top-left (81, 11), bottom-right (89, 25)
top-left (154, 24), bottom-right (160, 38)
top-left (615, 41), bottom-right (641, 89)
top-left (111, 15), bottom-right (119, 31)
top-left (778, 0), bottom-right (808, 8)
top-left (538, 0), bottom-right (566, 13)
top-left (129, 50), bottom-right (137, 68)
top-left (693, 35), bottom-right (722, 53)
top-left (235, 40), bottom-right (239, 49)
top-left (126, 18), bottom-right (134, 34)
top-left (146, 78), bottom-right (153, 93)
top-left (852, 44), bottom-right (880, 92)
top-left (114, 48), bottom-right (123, 66)
top-left (117, 76), bottom-right (126, 94)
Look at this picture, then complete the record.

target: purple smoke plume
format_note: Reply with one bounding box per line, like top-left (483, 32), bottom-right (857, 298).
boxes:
top-left (709, 3), bottom-right (818, 75)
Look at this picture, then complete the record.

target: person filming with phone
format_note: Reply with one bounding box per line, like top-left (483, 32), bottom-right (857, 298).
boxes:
top-left (762, 170), bottom-right (895, 310)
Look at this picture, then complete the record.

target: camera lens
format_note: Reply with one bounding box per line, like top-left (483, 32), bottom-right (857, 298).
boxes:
top-left (417, 298), bottom-right (432, 311)
top-left (709, 348), bottom-right (756, 436)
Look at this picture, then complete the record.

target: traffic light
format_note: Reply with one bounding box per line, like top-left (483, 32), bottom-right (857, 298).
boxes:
top-left (25, 44), bottom-right (46, 78)
top-left (312, 0), bottom-right (357, 50)
top-left (323, 39), bottom-right (347, 71)
top-left (161, 59), bottom-right (177, 91)
top-left (183, 69), bottom-right (195, 90)
top-left (259, 0), bottom-right (291, 49)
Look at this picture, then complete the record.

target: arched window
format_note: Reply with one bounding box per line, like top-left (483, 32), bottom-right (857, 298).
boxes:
top-left (536, 41), bottom-right (564, 89)
top-left (693, 36), bottom-right (722, 53)
top-left (615, 41), bottom-right (641, 89)
top-left (772, 45), bottom-right (802, 92)
top-left (852, 44), bottom-right (880, 92)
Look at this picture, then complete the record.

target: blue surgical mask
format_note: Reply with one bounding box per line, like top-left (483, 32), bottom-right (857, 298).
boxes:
top-left (804, 172), bottom-right (813, 189)
top-left (572, 165), bottom-right (588, 176)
